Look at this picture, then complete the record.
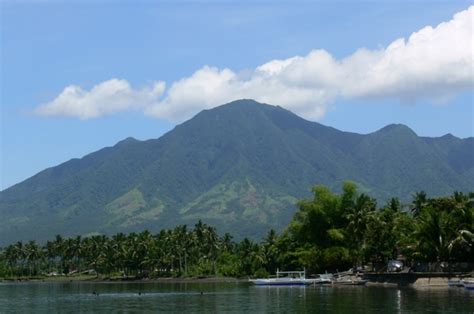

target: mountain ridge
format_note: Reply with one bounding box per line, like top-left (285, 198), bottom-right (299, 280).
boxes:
top-left (1, 99), bottom-right (473, 245)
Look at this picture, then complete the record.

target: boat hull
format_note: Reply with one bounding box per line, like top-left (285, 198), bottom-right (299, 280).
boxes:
top-left (252, 282), bottom-right (308, 286)
top-left (250, 269), bottom-right (322, 286)
top-left (250, 279), bottom-right (312, 286)
top-left (332, 280), bottom-right (368, 286)
top-left (448, 279), bottom-right (463, 287)
top-left (462, 279), bottom-right (474, 290)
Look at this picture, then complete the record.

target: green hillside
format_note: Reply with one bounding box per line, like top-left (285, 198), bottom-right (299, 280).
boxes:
top-left (1, 99), bottom-right (473, 245)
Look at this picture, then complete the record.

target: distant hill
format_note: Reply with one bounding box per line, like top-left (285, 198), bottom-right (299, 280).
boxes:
top-left (1, 99), bottom-right (473, 245)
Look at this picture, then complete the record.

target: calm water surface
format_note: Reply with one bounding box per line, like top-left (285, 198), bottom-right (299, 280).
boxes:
top-left (0, 281), bottom-right (473, 313)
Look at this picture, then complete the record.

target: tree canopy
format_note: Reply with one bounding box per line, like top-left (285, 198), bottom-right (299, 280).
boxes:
top-left (1, 184), bottom-right (472, 278)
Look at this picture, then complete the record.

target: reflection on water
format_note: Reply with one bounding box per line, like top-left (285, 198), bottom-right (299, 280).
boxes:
top-left (0, 282), bottom-right (473, 313)
top-left (396, 288), bottom-right (402, 314)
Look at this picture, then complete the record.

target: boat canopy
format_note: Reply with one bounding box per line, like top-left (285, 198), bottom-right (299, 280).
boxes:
top-left (275, 269), bottom-right (306, 278)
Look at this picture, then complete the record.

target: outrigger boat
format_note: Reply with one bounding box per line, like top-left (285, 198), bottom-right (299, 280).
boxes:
top-left (461, 279), bottom-right (474, 290)
top-left (448, 278), bottom-right (474, 290)
top-left (250, 269), bottom-right (316, 286)
top-left (330, 270), bottom-right (367, 286)
top-left (448, 278), bottom-right (463, 287)
top-left (332, 276), bottom-right (368, 286)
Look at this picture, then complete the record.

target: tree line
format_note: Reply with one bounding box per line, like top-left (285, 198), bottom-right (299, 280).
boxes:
top-left (1, 183), bottom-right (473, 278)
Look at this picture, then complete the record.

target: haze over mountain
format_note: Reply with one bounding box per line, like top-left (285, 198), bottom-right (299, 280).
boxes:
top-left (1, 99), bottom-right (473, 245)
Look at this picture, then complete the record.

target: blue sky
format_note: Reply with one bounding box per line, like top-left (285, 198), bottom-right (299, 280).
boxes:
top-left (1, 0), bottom-right (473, 190)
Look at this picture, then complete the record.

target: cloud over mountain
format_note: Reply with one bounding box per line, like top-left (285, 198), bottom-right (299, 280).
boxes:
top-left (36, 79), bottom-right (165, 119)
top-left (36, 6), bottom-right (474, 121)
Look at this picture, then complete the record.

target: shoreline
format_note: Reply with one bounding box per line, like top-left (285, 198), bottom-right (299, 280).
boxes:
top-left (362, 271), bottom-right (473, 287)
top-left (0, 276), bottom-right (249, 284)
top-left (2, 272), bottom-right (472, 287)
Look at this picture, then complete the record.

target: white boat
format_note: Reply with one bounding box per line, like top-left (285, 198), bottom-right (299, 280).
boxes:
top-left (332, 276), bottom-right (367, 286)
top-left (461, 279), bottom-right (474, 290)
top-left (314, 273), bottom-right (333, 285)
top-left (250, 269), bottom-right (314, 286)
top-left (448, 278), bottom-right (463, 287)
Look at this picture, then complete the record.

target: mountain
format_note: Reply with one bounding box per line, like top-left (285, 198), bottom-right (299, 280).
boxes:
top-left (1, 99), bottom-right (473, 245)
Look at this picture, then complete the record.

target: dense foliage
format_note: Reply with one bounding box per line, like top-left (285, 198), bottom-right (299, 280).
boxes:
top-left (0, 220), bottom-right (274, 279)
top-left (278, 183), bottom-right (473, 273)
top-left (1, 100), bottom-right (473, 245)
top-left (1, 184), bottom-right (472, 279)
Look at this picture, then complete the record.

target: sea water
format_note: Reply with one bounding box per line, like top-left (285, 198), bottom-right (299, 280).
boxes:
top-left (0, 281), bottom-right (473, 313)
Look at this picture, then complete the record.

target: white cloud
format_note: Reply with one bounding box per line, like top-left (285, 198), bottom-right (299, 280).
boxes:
top-left (145, 65), bottom-right (334, 121)
top-left (339, 6), bottom-right (473, 100)
top-left (36, 6), bottom-right (473, 121)
top-left (36, 79), bottom-right (165, 119)
top-left (147, 5), bottom-right (473, 122)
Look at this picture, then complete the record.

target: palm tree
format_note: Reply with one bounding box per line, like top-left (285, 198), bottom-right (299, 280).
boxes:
top-left (203, 225), bottom-right (219, 275)
top-left (346, 194), bottom-right (376, 265)
top-left (237, 238), bottom-right (264, 276)
top-left (24, 240), bottom-right (41, 276)
top-left (111, 233), bottom-right (127, 276)
top-left (412, 206), bottom-right (450, 262)
top-left (388, 197), bottom-right (401, 212)
top-left (4, 244), bottom-right (19, 276)
top-left (221, 233), bottom-right (235, 254)
top-left (152, 230), bottom-right (170, 274)
top-left (60, 236), bottom-right (83, 274)
top-left (53, 235), bottom-right (66, 274)
top-left (136, 230), bottom-right (154, 276)
top-left (171, 225), bottom-right (188, 275)
top-left (83, 235), bottom-right (108, 277)
top-left (44, 240), bottom-right (57, 274)
top-left (261, 229), bottom-right (279, 274)
top-left (448, 230), bottom-right (474, 261)
top-left (446, 191), bottom-right (474, 261)
top-left (412, 191), bottom-right (428, 217)
top-left (14, 241), bottom-right (25, 276)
